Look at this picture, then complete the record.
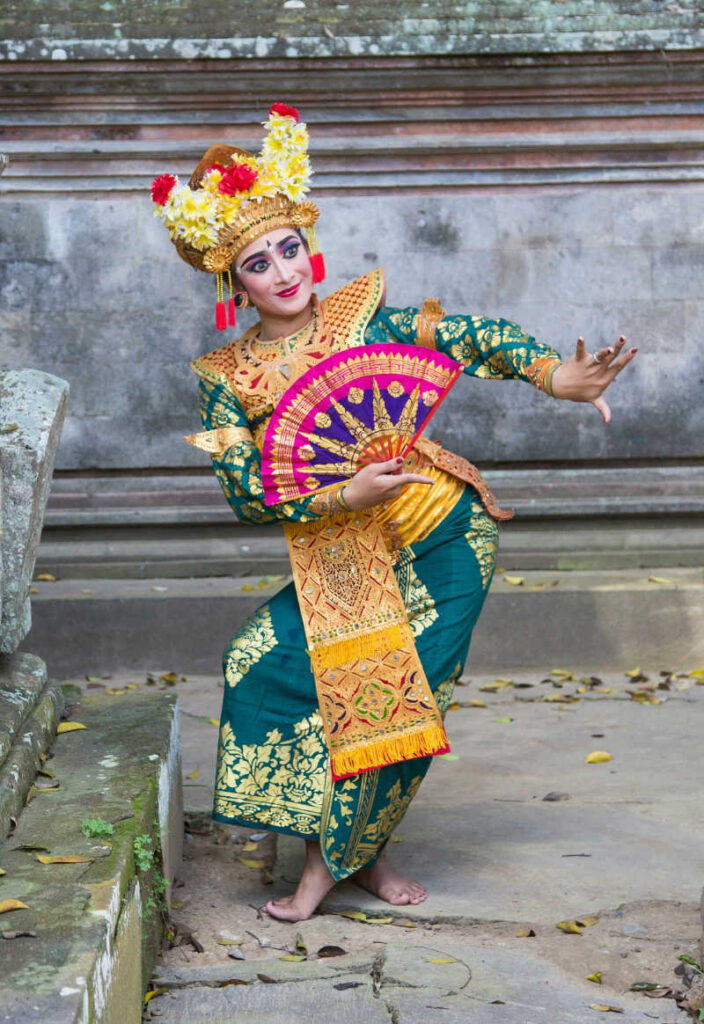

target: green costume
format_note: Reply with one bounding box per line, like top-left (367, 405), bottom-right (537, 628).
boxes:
top-left (192, 273), bottom-right (561, 881)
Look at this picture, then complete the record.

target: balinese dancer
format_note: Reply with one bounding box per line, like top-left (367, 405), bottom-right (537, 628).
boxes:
top-left (150, 104), bottom-right (636, 922)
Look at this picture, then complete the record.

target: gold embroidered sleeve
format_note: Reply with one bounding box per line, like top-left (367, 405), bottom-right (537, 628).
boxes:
top-left (195, 378), bottom-right (322, 524)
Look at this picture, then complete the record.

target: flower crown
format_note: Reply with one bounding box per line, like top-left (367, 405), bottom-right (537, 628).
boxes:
top-left (150, 103), bottom-right (324, 330)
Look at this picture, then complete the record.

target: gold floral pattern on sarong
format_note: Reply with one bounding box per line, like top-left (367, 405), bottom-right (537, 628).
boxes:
top-left (434, 662), bottom-right (463, 716)
top-left (224, 604), bottom-right (277, 688)
top-left (464, 501), bottom-right (499, 589)
top-left (396, 562), bottom-right (438, 639)
top-left (214, 713), bottom-right (327, 834)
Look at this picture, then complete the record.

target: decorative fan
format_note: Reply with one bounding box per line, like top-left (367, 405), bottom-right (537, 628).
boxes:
top-left (262, 343), bottom-right (463, 506)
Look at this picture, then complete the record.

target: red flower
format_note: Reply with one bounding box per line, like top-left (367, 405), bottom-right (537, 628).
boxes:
top-left (269, 102), bottom-right (299, 122)
top-left (208, 163), bottom-right (226, 175)
top-left (150, 173), bottom-right (176, 205)
top-left (218, 163), bottom-right (258, 195)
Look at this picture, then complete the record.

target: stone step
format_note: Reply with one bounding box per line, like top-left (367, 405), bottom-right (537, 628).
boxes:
top-left (0, 690), bottom-right (182, 1024)
top-left (0, 652), bottom-right (64, 837)
top-left (22, 568), bottom-right (704, 680)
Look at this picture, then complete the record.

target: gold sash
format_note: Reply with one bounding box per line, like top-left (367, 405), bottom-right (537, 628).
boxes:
top-left (284, 511), bottom-right (449, 780)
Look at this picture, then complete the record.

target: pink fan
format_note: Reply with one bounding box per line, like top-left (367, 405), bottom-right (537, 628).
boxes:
top-left (262, 343), bottom-right (463, 506)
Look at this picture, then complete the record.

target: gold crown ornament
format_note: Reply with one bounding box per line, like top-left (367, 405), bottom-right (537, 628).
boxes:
top-left (149, 103), bottom-right (325, 330)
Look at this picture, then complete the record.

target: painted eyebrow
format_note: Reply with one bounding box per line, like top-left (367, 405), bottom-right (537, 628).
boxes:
top-left (239, 235), bottom-right (300, 270)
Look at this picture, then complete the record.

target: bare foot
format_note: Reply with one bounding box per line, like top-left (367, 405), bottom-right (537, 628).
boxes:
top-left (353, 850), bottom-right (427, 905)
top-left (264, 840), bottom-right (336, 922)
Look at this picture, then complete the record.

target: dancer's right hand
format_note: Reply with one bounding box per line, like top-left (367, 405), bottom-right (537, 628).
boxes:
top-left (342, 457), bottom-right (434, 511)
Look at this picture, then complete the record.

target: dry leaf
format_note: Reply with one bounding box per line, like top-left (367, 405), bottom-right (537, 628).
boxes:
top-left (29, 587), bottom-right (38, 594)
top-left (0, 868), bottom-right (5, 876)
top-left (556, 920), bottom-right (583, 934)
top-left (257, 973), bottom-right (278, 984)
top-left (466, 699), bottom-right (487, 708)
top-left (586, 972), bottom-right (602, 983)
top-left (427, 957), bottom-right (457, 963)
top-left (576, 916), bottom-right (599, 927)
top-left (295, 934), bottom-right (307, 955)
top-left (0, 899), bottom-right (29, 914)
top-left (105, 687), bottom-right (126, 696)
top-left (625, 667), bottom-right (642, 677)
top-left (317, 944), bottom-right (346, 957)
top-left (126, 683), bottom-right (139, 690)
top-left (585, 750), bottom-right (611, 764)
top-left (144, 989), bottom-right (167, 1005)
top-left (339, 910), bottom-right (367, 921)
top-left (208, 718), bottom-right (220, 727)
top-left (241, 840), bottom-right (259, 852)
top-left (161, 672), bottom-right (180, 684)
top-left (494, 717), bottom-right (513, 723)
top-left (516, 928), bottom-right (536, 937)
top-left (215, 938), bottom-right (243, 947)
top-left (589, 1005), bottom-right (623, 1013)
top-left (389, 834), bottom-right (402, 843)
top-left (503, 575), bottom-right (524, 586)
top-left (543, 792), bottom-right (570, 802)
top-left (448, 701), bottom-right (462, 710)
top-left (36, 854), bottom-right (91, 865)
top-left (551, 669), bottom-right (575, 679)
top-left (366, 917), bottom-right (393, 925)
top-left (689, 668), bottom-right (704, 679)
top-left (185, 769), bottom-right (201, 780)
top-left (80, 588), bottom-right (94, 595)
top-left (57, 722), bottom-right (87, 734)
top-left (480, 680), bottom-right (514, 692)
top-left (35, 573), bottom-right (56, 582)
top-left (437, 753), bottom-right (460, 761)
top-left (240, 858), bottom-right (266, 869)
top-left (648, 576), bottom-right (672, 584)
top-left (280, 954), bottom-right (306, 962)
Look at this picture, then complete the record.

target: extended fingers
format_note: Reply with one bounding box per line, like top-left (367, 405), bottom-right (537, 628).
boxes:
top-left (607, 344), bottom-right (638, 376)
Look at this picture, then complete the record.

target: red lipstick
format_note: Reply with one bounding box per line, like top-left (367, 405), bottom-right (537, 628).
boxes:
top-left (276, 282), bottom-right (300, 298)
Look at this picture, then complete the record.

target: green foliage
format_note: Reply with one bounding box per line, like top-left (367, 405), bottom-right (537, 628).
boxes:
top-left (80, 817), bottom-right (115, 839)
top-left (133, 834), bottom-right (155, 872)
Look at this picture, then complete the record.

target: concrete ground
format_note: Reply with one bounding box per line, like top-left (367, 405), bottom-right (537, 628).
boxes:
top-left (66, 664), bottom-right (704, 1023)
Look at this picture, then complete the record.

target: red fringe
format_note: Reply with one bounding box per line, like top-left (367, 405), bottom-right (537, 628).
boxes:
top-left (227, 297), bottom-right (237, 327)
top-left (310, 252), bottom-right (326, 284)
top-left (215, 301), bottom-right (227, 331)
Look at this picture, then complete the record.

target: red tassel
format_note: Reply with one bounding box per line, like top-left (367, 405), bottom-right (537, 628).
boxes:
top-left (227, 297), bottom-right (237, 327)
top-left (215, 301), bottom-right (227, 331)
top-left (310, 252), bottom-right (326, 284)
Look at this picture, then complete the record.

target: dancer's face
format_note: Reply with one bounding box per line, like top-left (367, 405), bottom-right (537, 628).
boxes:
top-left (234, 228), bottom-right (314, 320)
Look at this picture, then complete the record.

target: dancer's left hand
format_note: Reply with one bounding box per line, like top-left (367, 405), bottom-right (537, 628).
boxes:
top-left (551, 336), bottom-right (638, 424)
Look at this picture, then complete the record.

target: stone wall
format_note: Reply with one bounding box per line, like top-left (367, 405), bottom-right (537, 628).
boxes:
top-left (0, 3), bottom-right (701, 505)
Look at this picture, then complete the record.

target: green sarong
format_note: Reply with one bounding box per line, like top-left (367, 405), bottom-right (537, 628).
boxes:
top-left (212, 486), bottom-right (498, 881)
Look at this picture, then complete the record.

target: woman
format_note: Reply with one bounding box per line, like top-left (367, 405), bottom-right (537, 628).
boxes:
top-left (152, 105), bottom-right (636, 922)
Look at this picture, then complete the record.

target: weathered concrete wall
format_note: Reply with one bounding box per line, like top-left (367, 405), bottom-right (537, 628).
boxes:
top-left (0, 187), bottom-right (701, 469)
top-left (0, 0), bottom-right (701, 60)
top-left (0, 370), bottom-right (69, 650)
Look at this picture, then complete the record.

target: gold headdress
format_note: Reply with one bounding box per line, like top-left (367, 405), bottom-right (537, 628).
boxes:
top-left (150, 103), bottom-right (325, 329)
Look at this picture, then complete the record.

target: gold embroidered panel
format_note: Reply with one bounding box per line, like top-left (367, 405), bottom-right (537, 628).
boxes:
top-left (224, 604), bottom-right (278, 688)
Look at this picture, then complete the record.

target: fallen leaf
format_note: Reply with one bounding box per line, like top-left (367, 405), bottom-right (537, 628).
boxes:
top-left (126, 683), bottom-right (140, 690)
top-left (628, 691), bottom-right (660, 705)
top-left (625, 667), bottom-right (642, 677)
top-left (516, 928), bottom-right (536, 937)
top-left (0, 900), bottom-right (29, 914)
top-left (279, 953), bottom-right (306, 962)
top-left (29, 587), bottom-right (38, 594)
top-left (151, 585), bottom-right (169, 592)
top-left (366, 917), bottom-right (393, 925)
top-left (256, 973), bottom-right (278, 983)
top-left (543, 792), bottom-right (570, 802)
top-left (35, 573), bottom-right (56, 582)
top-left (595, 687), bottom-right (615, 694)
top-left (479, 680), bottom-right (514, 692)
top-left (465, 699), bottom-right (487, 708)
top-left (80, 588), bottom-right (94, 594)
top-left (208, 718), bottom-right (220, 727)
top-left (85, 676), bottom-right (102, 682)
top-left (448, 701), bottom-right (462, 710)
top-left (56, 722), bottom-right (87, 734)
top-left (240, 859), bottom-right (266, 869)
top-left (543, 693), bottom-right (579, 703)
top-left (493, 717), bottom-right (513, 723)
top-left (556, 920), bottom-right (583, 934)
top-left (0, 423), bottom-right (19, 434)
top-left (295, 934), bottom-right (307, 956)
top-left (105, 688), bottom-right (127, 695)
top-left (241, 840), bottom-right (259, 852)
top-left (0, 868), bottom-right (5, 876)
top-left (689, 668), bottom-right (704, 679)
top-left (317, 945), bottom-right (346, 957)
top-left (427, 957), bottom-right (457, 963)
top-left (36, 854), bottom-right (92, 864)
top-left (551, 669), bottom-right (575, 680)
top-left (588, 1005), bottom-right (623, 1014)
top-left (576, 916), bottom-right (599, 927)
top-left (503, 576), bottom-right (525, 586)
top-left (161, 672), bottom-right (180, 684)
top-left (215, 938), bottom-right (243, 947)
top-left (629, 981), bottom-right (667, 992)
top-left (392, 919), bottom-right (417, 929)
top-left (185, 769), bottom-right (201, 780)
top-left (227, 948), bottom-right (246, 960)
top-left (586, 972), bottom-right (602, 983)
top-left (389, 834), bottom-right (402, 843)
top-left (33, 778), bottom-right (60, 790)
top-left (648, 576), bottom-right (672, 584)
top-left (585, 750), bottom-right (611, 764)
top-left (218, 978), bottom-right (249, 988)
top-left (437, 753), bottom-right (460, 761)
top-left (143, 989), bottom-right (167, 1005)
top-left (339, 910), bottom-right (367, 921)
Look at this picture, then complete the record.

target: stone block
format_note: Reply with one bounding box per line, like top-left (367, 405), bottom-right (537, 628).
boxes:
top-left (0, 368), bottom-right (69, 652)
